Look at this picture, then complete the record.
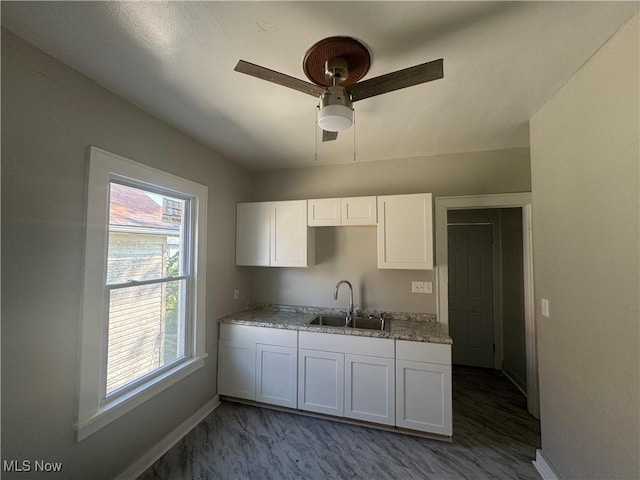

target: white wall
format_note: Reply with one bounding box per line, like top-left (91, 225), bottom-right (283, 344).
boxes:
top-left (530, 12), bottom-right (639, 479)
top-left (1, 29), bottom-right (251, 479)
top-left (250, 149), bottom-right (531, 314)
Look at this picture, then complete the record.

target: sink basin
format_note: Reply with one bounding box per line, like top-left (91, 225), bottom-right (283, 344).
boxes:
top-left (309, 315), bottom-right (388, 331)
top-left (350, 317), bottom-right (387, 331)
top-left (309, 315), bottom-right (349, 327)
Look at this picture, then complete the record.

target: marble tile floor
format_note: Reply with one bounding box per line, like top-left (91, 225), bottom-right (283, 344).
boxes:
top-left (139, 366), bottom-right (540, 479)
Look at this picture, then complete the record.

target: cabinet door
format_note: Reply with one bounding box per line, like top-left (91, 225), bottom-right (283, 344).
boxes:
top-left (377, 193), bottom-right (433, 269)
top-left (341, 196), bottom-right (377, 226)
top-left (218, 339), bottom-right (256, 400)
top-left (298, 349), bottom-right (344, 416)
top-left (271, 200), bottom-right (313, 267)
top-left (256, 344), bottom-right (297, 408)
top-left (308, 198), bottom-right (341, 226)
top-left (236, 202), bottom-right (271, 266)
top-left (396, 359), bottom-right (452, 435)
top-left (345, 354), bottom-right (395, 425)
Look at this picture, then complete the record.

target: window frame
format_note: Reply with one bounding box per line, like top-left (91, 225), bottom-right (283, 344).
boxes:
top-left (76, 146), bottom-right (208, 441)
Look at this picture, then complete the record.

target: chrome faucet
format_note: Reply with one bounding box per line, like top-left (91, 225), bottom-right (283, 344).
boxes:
top-left (334, 280), bottom-right (355, 326)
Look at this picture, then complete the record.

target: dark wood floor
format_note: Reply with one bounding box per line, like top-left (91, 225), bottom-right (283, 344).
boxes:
top-left (139, 366), bottom-right (540, 479)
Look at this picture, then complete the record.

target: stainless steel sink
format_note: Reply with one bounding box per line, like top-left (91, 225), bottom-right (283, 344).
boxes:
top-left (309, 315), bottom-right (350, 327)
top-left (309, 315), bottom-right (388, 331)
top-left (350, 317), bottom-right (387, 331)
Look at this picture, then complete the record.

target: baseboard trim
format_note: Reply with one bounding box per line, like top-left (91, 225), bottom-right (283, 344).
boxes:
top-left (532, 449), bottom-right (561, 480)
top-left (113, 395), bottom-right (220, 480)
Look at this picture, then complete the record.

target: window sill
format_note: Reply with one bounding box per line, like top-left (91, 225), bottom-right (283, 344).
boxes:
top-left (74, 354), bottom-right (207, 442)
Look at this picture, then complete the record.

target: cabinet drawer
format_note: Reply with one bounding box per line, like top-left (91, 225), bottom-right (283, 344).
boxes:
top-left (396, 340), bottom-right (451, 365)
top-left (299, 331), bottom-right (394, 358)
top-left (220, 323), bottom-right (297, 347)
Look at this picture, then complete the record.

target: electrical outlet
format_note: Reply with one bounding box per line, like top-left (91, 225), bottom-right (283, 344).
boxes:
top-left (541, 298), bottom-right (549, 318)
top-left (411, 281), bottom-right (426, 294)
top-left (234, 289), bottom-right (240, 300)
top-left (425, 281), bottom-right (433, 294)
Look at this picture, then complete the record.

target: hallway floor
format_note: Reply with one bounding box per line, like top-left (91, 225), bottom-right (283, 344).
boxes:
top-left (139, 366), bottom-right (540, 479)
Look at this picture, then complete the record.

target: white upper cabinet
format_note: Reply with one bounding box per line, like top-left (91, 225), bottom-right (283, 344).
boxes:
top-left (236, 202), bottom-right (271, 266)
top-left (307, 198), bottom-right (341, 226)
top-left (377, 193), bottom-right (433, 270)
top-left (236, 200), bottom-right (314, 267)
top-left (271, 200), bottom-right (314, 267)
top-left (308, 196), bottom-right (377, 226)
top-left (341, 196), bottom-right (377, 225)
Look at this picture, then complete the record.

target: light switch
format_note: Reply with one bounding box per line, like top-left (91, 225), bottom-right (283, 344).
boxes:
top-left (411, 281), bottom-right (426, 294)
top-left (425, 281), bottom-right (433, 294)
top-left (541, 298), bottom-right (549, 318)
top-left (234, 289), bottom-right (240, 300)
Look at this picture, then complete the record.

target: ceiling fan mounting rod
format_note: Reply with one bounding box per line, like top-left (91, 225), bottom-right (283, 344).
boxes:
top-left (325, 57), bottom-right (349, 85)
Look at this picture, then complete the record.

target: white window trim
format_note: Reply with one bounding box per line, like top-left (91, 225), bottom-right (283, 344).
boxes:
top-left (75, 146), bottom-right (208, 441)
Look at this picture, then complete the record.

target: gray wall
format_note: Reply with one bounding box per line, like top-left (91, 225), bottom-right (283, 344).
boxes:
top-left (530, 12), bottom-right (639, 479)
top-left (1, 29), bottom-right (251, 479)
top-left (250, 149), bottom-right (531, 314)
top-left (500, 208), bottom-right (526, 391)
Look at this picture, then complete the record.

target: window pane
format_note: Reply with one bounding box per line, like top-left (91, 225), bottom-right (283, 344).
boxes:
top-left (107, 182), bottom-right (185, 283)
top-left (106, 279), bottom-right (186, 395)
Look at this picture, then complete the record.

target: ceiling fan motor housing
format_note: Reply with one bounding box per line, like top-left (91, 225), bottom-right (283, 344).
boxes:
top-left (318, 86), bottom-right (353, 132)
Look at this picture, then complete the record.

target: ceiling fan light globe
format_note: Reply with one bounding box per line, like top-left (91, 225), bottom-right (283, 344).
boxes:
top-left (318, 104), bottom-right (353, 132)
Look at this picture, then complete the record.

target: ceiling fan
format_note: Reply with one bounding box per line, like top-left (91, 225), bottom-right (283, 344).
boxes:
top-left (234, 36), bottom-right (444, 142)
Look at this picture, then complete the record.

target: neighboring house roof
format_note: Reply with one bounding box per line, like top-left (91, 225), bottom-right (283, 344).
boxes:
top-left (109, 183), bottom-right (181, 232)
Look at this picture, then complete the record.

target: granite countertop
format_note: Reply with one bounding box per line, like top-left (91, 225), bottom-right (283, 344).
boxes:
top-left (218, 305), bottom-right (452, 345)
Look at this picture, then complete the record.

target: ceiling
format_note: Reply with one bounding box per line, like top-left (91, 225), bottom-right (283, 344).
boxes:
top-left (2, 2), bottom-right (638, 172)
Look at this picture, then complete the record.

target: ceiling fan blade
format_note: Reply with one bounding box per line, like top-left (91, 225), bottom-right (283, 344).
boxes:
top-left (234, 60), bottom-right (326, 97)
top-left (322, 130), bottom-right (338, 142)
top-left (347, 59), bottom-right (444, 102)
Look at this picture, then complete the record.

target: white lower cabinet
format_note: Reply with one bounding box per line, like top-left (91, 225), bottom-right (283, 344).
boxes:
top-left (298, 332), bottom-right (395, 425)
top-left (298, 348), bottom-right (344, 416)
top-left (218, 324), bottom-right (298, 408)
top-left (256, 344), bottom-right (298, 408)
top-left (219, 325), bottom-right (452, 438)
top-left (345, 354), bottom-right (395, 426)
top-left (395, 340), bottom-right (452, 436)
top-left (218, 339), bottom-right (256, 400)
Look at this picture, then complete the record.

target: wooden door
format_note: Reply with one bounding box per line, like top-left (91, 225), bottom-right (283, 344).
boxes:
top-left (448, 224), bottom-right (494, 368)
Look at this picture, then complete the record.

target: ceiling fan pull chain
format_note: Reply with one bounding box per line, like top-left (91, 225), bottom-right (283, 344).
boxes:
top-left (353, 108), bottom-right (356, 162)
top-left (315, 105), bottom-right (319, 162)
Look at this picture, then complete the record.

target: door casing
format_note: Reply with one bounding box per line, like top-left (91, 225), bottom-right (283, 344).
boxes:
top-left (435, 193), bottom-right (538, 418)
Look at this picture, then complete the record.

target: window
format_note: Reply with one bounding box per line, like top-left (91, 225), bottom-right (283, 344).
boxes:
top-left (76, 147), bottom-right (207, 441)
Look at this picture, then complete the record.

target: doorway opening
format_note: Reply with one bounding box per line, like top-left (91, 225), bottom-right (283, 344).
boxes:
top-left (435, 193), bottom-right (538, 418)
